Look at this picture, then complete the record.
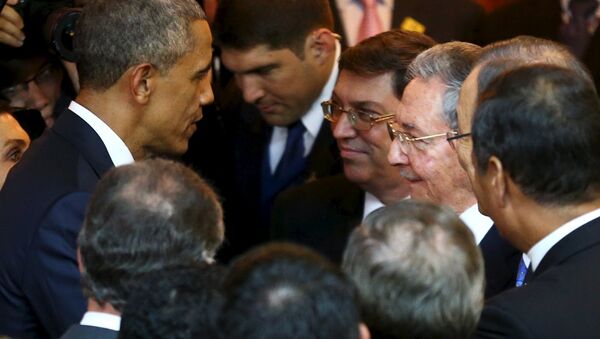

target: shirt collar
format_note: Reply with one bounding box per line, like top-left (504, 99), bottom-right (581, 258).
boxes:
top-left (69, 101), bottom-right (134, 167)
top-left (339, 0), bottom-right (391, 7)
top-left (80, 311), bottom-right (121, 331)
top-left (363, 191), bottom-right (385, 220)
top-left (301, 41), bottom-right (341, 139)
top-left (528, 207), bottom-right (600, 272)
top-left (459, 204), bottom-right (494, 245)
top-left (561, 0), bottom-right (600, 20)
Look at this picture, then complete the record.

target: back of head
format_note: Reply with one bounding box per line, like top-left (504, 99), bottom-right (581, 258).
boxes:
top-left (74, 0), bottom-right (206, 90)
top-left (220, 243), bottom-right (361, 339)
top-left (477, 36), bottom-right (595, 91)
top-left (407, 42), bottom-right (481, 129)
top-left (119, 264), bottom-right (227, 339)
top-left (342, 201), bottom-right (484, 339)
top-left (473, 64), bottom-right (600, 205)
top-left (213, 0), bottom-right (333, 55)
top-left (339, 30), bottom-right (437, 98)
top-left (78, 158), bottom-right (224, 311)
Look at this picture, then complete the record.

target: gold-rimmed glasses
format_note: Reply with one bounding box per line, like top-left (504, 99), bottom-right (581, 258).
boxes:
top-left (321, 100), bottom-right (395, 131)
top-left (387, 121), bottom-right (460, 152)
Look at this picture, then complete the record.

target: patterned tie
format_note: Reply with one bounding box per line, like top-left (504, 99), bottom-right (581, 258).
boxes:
top-left (515, 257), bottom-right (529, 287)
top-left (357, 0), bottom-right (383, 43)
top-left (559, 0), bottom-right (599, 58)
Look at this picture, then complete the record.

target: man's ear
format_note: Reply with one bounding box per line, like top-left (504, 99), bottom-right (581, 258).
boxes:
top-left (128, 63), bottom-right (156, 105)
top-left (305, 28), bottom-right (337, 65)
top-left (76, 248), bottom-right (85, 274)
top-left (487, 156), bottom-right (508, 208)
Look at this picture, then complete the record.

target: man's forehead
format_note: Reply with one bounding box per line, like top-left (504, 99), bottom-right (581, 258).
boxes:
top-left (221, 45), bottom-right (296, 70)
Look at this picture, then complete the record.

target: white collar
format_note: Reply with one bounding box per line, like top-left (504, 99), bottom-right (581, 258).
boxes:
top-left (459, 204), bottom-right (494, 245)
top-left (68, 101), bottom-right (134, 167)
top-left (301, 41), bottom-right (342, 140)
top-left (363, 191), bottom-right (385, 220)
top-left (336, 0), bottom-right (393, 8)
top-left (528, 207), bottom-right (600, 272)
top-left (80, 311), bottom-right (121, 331)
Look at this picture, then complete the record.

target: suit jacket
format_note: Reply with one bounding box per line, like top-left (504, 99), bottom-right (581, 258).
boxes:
top-left (204, 89), bottom-right (342, 262)
top-left (474, 217), bottom-right (600, 338)
top-left (59, 325), bottom-right (118, 339)
top-left (479, 225), bottom-right (522, 299)
top-left (477, 0), bottom-right (600, 90)
top-left (0, 110), bottom-right (114, 338)
top-left (330, 0), bottom-right (484, 46)
top-left (271, 174), bottom-right (364, 264)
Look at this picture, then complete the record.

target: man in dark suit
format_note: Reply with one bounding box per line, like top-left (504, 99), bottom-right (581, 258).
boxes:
top-left (0, 0), bottom-right (214, 337)
top-left (211, 0), bottom-right (344, 262)
top-left (61, 159), bottom-right (224, 338)
top-left (454, 36), bottom-right (594, 289)
top-left (387, 42), bottom-right (521, 299)
top-left (271, 30), bottom-right (436, 263)
top-left (470, 64), bottom-right (600, 338)
top-left (329, 0), bottom-right (484, 47)
top-left (478, 0), bottom-right (600, 90)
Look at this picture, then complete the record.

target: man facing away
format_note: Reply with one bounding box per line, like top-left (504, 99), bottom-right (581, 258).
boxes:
top-left (0, 0), bottom-right (214, 337)
top-left (61, 159), bottom-right (224, 338)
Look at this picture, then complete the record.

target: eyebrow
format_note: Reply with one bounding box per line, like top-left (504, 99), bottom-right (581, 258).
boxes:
top-left (192, 62), bottom-right (213, 80)
top-left (3, 139), bottom-right (28, 149)
top-left (401, 121), bottom-right (425, 135)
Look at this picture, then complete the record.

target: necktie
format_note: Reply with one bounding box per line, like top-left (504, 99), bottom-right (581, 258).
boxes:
top-left (260, 122), bottom-right (307, 224)
top-left (357, 0), bottom-right (383, 43)
top-left (515, 257), bottom-right (529, 287)
top-left (559, 0), bottom-right (599, 58)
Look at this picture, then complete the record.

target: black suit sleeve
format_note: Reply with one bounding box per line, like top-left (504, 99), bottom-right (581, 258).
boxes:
top-left (473, 302), bottom-right (535, 339)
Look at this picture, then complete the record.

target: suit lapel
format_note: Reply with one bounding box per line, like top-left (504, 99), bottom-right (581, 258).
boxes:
top-left (479, 225), bottom-right (522, 298)
top-left (306, 123), bottom-right (341, 182)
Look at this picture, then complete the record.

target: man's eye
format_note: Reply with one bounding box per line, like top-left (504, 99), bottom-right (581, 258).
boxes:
top-left (7, 148), bottom-right (23, 162)
top-left (356, 110), bottom-right (377, 122)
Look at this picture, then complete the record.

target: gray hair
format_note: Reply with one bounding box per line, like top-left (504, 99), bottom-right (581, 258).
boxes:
top-left (476, 35), bottom-right (596, 93)
top-left (406, 42), bottom-right (481, 129)
top-left (342, 200), bottom-right (484, 339)
top-left (74, 0), bottom-right (206, 90)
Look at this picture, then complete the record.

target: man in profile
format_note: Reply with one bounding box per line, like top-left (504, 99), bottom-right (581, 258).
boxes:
top-left (0, 0), bottom-right (214, 337)
top-left (271, 29), bottom-right (435, 263)
top-left (470, 64), bottom-right (600, 338)
top-left (61, 159), bottom-right (224, 338)
top-left (343, 200), bottom-right (485, 339)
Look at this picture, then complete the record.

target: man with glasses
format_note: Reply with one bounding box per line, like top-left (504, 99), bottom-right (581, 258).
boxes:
top-left (271, 29), bottom-right (435, 263)
top-left (387, 42), bottom-right (521, 299)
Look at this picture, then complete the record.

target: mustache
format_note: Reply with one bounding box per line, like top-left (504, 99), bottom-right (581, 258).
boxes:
top-left (399, 167), bottom-right (420, 181)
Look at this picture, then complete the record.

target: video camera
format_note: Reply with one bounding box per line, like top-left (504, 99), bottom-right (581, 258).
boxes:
top-left (0, 0), bottom-right (80, 61)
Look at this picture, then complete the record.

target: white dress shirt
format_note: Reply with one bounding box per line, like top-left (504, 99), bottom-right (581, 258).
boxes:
top-left (68, 101), bottom-right (134, 167)
top-left (460, 204), bottom-right (495, 245)
top-left (80, 311), bottom-right (121, 331)
top-left (335, 0), bottom-right (394, 46)
top-left (268, 42), bottom-right (341, 173)
top-left (528, 207), bottom-right (600, 272)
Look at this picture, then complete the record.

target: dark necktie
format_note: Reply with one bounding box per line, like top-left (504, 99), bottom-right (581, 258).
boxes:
top-left (515, 257), bottom-right (529, 287)
top-left (559, 0), bottom-right (599, 58)
top-left (260, 121), bottom-right (307, 224)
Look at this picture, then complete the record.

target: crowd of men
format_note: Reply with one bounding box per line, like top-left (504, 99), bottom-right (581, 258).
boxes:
top-left (0, 0), bottom-right (599, 338)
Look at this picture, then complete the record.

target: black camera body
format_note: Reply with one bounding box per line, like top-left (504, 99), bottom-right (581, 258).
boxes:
top-left (9, 0), bottom-right (80, 61)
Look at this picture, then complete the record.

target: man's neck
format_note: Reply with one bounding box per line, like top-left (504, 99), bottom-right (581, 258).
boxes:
top-left (87, 298), bottom-right (120, 316)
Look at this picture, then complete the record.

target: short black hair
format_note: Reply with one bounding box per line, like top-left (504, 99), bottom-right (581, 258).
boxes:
top-left (78, 158), bottom-right (224, 311)
top-left (213, 0), bottom-right (333, 56)
top-left (118, 264), bottom-right (227, 339)
top-left (220, 243), bottom-right (361, 339)
top-left (472, 64), bottom-right (600, 205)
top-left (339, 30), bottom-right (437, 98)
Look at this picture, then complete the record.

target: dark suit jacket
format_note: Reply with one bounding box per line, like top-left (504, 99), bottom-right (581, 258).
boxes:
top-left (477, 0), bottom-right (600, 90)
top-left (0, 110), bottom-right (114, 338)
top-left (271, 174), bottom-right (364, 264)
top-left (479, 225), bottom-right (522, 299)
top-left (203, 88), bottom-right (342, 262)
top-left (60, 325), bottom-right (118, 339)
top-left (330, 0), bottom-right (484, 46)
top-left (474, 216), bottom-right (600, 338)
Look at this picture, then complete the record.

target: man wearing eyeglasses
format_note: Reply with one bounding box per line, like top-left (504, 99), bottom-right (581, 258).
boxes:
top-left (387, 42), bottom-right (521, 299)
top-left (271, 29), bottom-right (435, 263)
